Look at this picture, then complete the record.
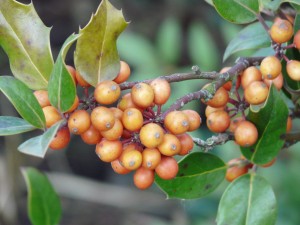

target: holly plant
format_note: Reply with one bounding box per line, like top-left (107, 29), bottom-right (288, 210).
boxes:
top-left (1, 0), bottom-right (300, 224)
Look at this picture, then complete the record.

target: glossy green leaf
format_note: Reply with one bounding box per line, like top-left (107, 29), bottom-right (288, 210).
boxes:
top-left (155, 152), bottom-right (226, 199)
top-left (212, 0), bottom-right (259, 24)
top-left (188, 22), bottom-right (219, 71)
top-left (48, 34), bottom-right (78, 112)
top-left (0, 0), bottom-right (53, 90)
top-left (0, 76), bottom-right (45, 129)
top-left (18, 120), bottom-right (64, 158)
top-left (223, 22), bottom-right (271, 61)
top-left (217, 174), bottom-right (277, 225)
top-left (281, 15), bottom-right (300, 91)
top-left (241, 85), bottom-right (289, 165)
top-left (22, 167), bottom-right (61, 225)
top-left (156, 17), bottom-right (182, 65)
top-left (74, 0), bottom-right (128, 87)
top-left (0, 116), bottom-right (36, 135)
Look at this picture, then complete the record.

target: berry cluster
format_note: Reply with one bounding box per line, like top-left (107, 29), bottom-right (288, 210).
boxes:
top-left (34, 61), bottom-right (201, 190)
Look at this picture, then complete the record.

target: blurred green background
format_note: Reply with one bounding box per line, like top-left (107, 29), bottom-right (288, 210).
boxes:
top-left (0, 0), bottom-right (300, 224)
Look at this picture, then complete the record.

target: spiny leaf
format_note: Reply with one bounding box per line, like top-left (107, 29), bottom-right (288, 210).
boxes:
top-left (0, 76), bottom-right (45, 129)
top-left (0, 116), bottom-right (36, 135)
top-left (217, 174), bottom-right (277, 225)
top-left (74, 0), bottom-right (128, 87)
top-left (0, 0), bottom-right (53, 90)
top-left (22, 167), bottom-right (61, 225)
top-left (18, 120), bottom-right (64, 158)
top-left (48, 34), bottom-right (78, 112)
top-left (155, 152), bottom-right (226, 199)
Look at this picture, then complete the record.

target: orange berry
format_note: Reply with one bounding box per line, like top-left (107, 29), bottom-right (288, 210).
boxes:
top-left (123, 142), bottom-right (143, 152)
top-left (95, 139), bottom-right (122, 162)
top-left (158, 133), bottom-right (181, 156)
top-left (150, 78), bottom-right (171, 105)
top-left (113, 61), bottom-right (131, 84)
top-left (100, 119), bottom-right (123, 141)
top-left (164, 111), bottom-right (190, 135)
top-left (177, 133), bottom-right (194, 156)
top-left (91, 106), bottom-right (115, 131)
top-left (119, 148), bottom-right (143, 170)
top-left (49, 127), bottom-right (70, 150)
top-left (94, 80), bottom-right (121, 105)
top-left (81, 125), bottom-right (102, 145)
top-left (139, 123), bottom-right (164, 148)
top-left (260, 56), bottom-right (282, 80)
top-left (131, 83), bottom-right (154, 108)
top-left (286, 60), bottom-right (300, 81)
top-left (121, 108), bottom-right (143, 131)
top-left (111, 159), bottom-right (131, 175)
top-left (202, 85), bottom-right (229, 108)
top-left (155, 156), bottom-right (178, 180)
top-left (234, 121), bottom-right (258, 147)
top-left (241, 66), bottom-right (262, 89)
top-left (142, 148), bottom-right (161, 170)
top-left (206, 110), bottom-right (230, 133)
top-left (225, 158), bottom-right (249, 182)
top-left (293, 30), bottom-right (300, 50)
top-left (42, 106), bottom-right (63, 128)
top-left (182, 109), bottom-right (201, 131)
top-left (68, 110), bottom-right (91, 135)
top-left (263, 72), bottom-right (283, 90)
top-left (286, 116), bottom-right (292, 132)
top-left (34, 90), bottom-right (50, 108)
top-left (244, 81), bottom-right (269, 105)
top-left (228, 117), bottom-right (245, 133)
top-left (117, 93), bottom-right (141, 111)
top-left (75, 70), bottom-right (90, 88)
top-left (66, 95), bottom-right (79, 113)
top-left (110, 107), bottom-right (123, 120)
top-left (133, 167), bottom-right (155, 190)
top-left (205, 105), bottom-right (225, 117)
top-left (270, 19), bottom-right (293, 44)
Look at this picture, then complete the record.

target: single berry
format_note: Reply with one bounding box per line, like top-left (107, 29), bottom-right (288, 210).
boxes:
top-left (49, 127), bottom-right (70, 150)
top-left (68, 110), bottom-right (91, 135)
top-left (234, 121), bottom-right (258, 147)
top-left (164, 111), bottom-right (190, 135)
top-left (133, 167), bottom-right (155, 190)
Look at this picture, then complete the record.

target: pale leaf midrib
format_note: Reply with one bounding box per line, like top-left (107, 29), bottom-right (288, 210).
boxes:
top-left (0, 8), bottom-right (47, 84)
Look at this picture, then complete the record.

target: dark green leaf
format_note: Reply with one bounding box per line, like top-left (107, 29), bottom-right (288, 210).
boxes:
top-left (74, 0), bottom-right (128, 87)
top-left (223, 22), bottom-right (271, 61)
top-left (18, 120), bottom-right (64, 158)
top-left (0, 76), bottom-right (45, 129)
top-left (212, 0), bottom-right (259, 24)
top-left (0, 116), bottom-right (36, 135)
top-left (48, 34), bottom-right (78, 112)
top-left (188, 22), bottom-right (219, 71)
top-left (217, 174), bottom-right (277, 225)
top-left (156, 17), bottom-right (182, 65)
top-left (22, 167), bottom-right (61, 225)
top-left (155, 152), bottom-right (226, 199)
top-left (0, 0), bottom-right (53, 90)
top-left (241, 85), bottom-right (289, 165)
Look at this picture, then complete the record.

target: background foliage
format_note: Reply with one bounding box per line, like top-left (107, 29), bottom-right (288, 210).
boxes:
top-left (0, 0), bottom-right (300, 225)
